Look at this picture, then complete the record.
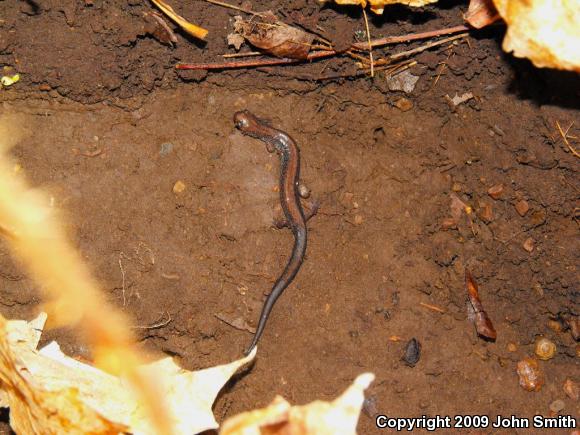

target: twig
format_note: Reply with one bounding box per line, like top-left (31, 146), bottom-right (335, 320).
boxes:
top-left (222, 51), bottom-right (262, 58)
top-left (390, 33), bottom-right (467, 61)
top-left (432, 48), bottom-right (453, 88)
top-left (556, 120), bottom-right (579, 158)
top-left (352, 24), bottom-right (470, 50)
top-left (420, 302), bottom-right (446, 314)
top-left (176, 25), bottom-right (474, 71)
top-left (205, 0), bottom-right (261, 16)
top-left (132, 312), bottom-right (172, 330)
top-left (118, 254), bottom-right (127, 306)
top-left (362, 7), bottom-right (374, 77)
top-left (316, 61), bottom-right (411, 81)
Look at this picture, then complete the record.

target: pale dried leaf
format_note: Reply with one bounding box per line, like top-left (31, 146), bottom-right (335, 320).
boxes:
top-left (221, 373), bottom-right (375, 435)
top-left (0, 313), bottom-right (256, 435)
top-left (492, 0), bottom-right (580, 71)
top-left (319, 0), bottom-right (438, 15)
top-left (227, 32), bottom-right (245, 51)
top-left (465, 0), bottom-right (500, 29)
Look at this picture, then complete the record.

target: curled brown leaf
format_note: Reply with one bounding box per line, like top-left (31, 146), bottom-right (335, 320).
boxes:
top-left (233, 13), bottom-right (314, 59)
top-left (465, 268), bottom-right (497, 341)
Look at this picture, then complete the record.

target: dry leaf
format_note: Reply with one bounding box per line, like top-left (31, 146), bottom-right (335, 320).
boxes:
top-left (465, 0), bottom-right (500, 29)
top-left (319, 0), bottom-right (438, 15)
top-left (227, 32), bottom-right (245, 51)
top-left (143, 11), bottom-right (178, 46)
top-left (449, 192), bottom-right (470, 224)
top-left (234, 13), bottom-right (314, 59)
top-left (150, 0), bottom-right (208, 40)
top-left (221, 373), bottom-right (375, 434)
top-left (465, 269), bottom-right (497, 341)
top-left (492, 0), bottom-right (580, 71)
top-left (0, 312), bottom-right (256, 434)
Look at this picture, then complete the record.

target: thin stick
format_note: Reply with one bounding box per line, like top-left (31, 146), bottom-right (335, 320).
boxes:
top-left (118, 254), bottom-right (127, 306)
top-left (205, 0), bottom-right (261, 16)
top-left (359, 34), bottom-right (466, 69)
top-left (222, 51), bottom-right (262, 58)
top-left (316, 61), bottom-right (411, 81)
top-left (132, 312), bottom-right (172, 330)
top-left (390, 33), bottom-right (467, 61)
top-left (177, 57), bottom-right (301, 70)
top-left (353, 24), bottom-right (470, 50)
top-left (556, 120), bottom-right (579, 158)
top-left (420, 302), bottom-right (446, 314)
top-left (362, 8), bottom-right (374, 77)
top-left (177, 25), bottom-right (474, 71)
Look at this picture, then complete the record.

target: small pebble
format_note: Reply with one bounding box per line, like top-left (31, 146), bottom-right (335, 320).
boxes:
top-left (487, 184), bottom-right (504, 199)
top-left (507, 343), bottom-right (518, 352)
top-left (298, 183), bottom-right (311, 198)
top-left (523, 237), bottom-right (534, 253)
top-left (441, 217), bottom-right (457, 230)
top-left (517, 357), bottom-right (544, 391)
top-left (394, 97), bottom-right (413, 112)
top-left (515, 200), bottom-right (530, 216)
top-left (402, 338), bottom-right (421, 367)
top-left (534, 337), bottom-right (556, 360)
top-left (549, 399), bottom-right (565, 413)
top-left (563, 378), bottom-right (579, 401)
top-left (547, 319), bottom-right (563, 332)
top-left (160, 142), bottom-right (174, 156)
top-left (565, 317), bottom-right (579, 341)
top-left (172, 180), bottom-right (186, 194)
top-left (478, 203), bottom-right (493, 223)
top-left (362, 396), bottom-right (378, 417)
top-left (354, 215), bottom-right (363, 225)
top-left (451, 182), bottom-right (462, 192)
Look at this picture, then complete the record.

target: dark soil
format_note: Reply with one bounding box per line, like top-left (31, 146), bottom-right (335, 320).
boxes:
top-left (0, 0), bottom-right (579, 433)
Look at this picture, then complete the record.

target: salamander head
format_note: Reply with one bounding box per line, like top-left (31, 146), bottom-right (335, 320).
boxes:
top-left (233, 110), bottom-right (260, 133)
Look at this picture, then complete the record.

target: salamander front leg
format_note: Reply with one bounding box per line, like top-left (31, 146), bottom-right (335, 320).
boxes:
top-left (273, 198), bottom-right (320, 229)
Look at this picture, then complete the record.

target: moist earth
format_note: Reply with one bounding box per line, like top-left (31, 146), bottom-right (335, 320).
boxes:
top-left (0, 0), bottom-right (579, 433)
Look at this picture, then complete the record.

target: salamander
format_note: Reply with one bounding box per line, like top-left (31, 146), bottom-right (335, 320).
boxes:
top-left (234, 110), bottom-right (310, 355)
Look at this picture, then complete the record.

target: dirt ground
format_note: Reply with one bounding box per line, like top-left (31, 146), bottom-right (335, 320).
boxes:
top-left (0, 0), bottom-right (579, 433)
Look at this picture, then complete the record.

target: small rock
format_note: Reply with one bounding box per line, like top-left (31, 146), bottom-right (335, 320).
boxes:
top-left (160, 142), bottom-right (174, 156)
top-left (534, 337), bottom-right (556, 360)
top-left (354, 214), bottom-right (363, 225)
top-left (565, 316), bottom-right (579, 341)
top-left (451, 182), bottom-right (462, 192)
top-left (523, 237), bottom-right (534, 253)
top-left (547, 319), bottom-right (563, 332)
top-left (507, 342), bottom-right (518, 352)
top-left (515, 200), bottom-right (530, 217)
top-left (517, 357), bottom-right (544, 392)
top-left (487, 184), bottom-right (504, 200)
top-left (362, 396), bottom-right (378, 417)
top-left (402, 338), bottom-right (421, 367)
top-left (394, 97), bottom-right (413, 112)
top-left (478, 203), bottom-right (493, 223)
top-left (563, 378), bottom-right (579, 401)
top-left (386, 70), bottom-right (419, 94)
top-left (549, 399), bottom-right (565, 413)
top-left (39, 84), bottom-right (51, 91)
top-left (172, 180), bottom-right (186, 194)
top-left (441, 217), bottom-right (457, 230)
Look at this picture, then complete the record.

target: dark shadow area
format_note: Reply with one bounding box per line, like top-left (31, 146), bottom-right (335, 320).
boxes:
top-left (0, 408), bottom-right (14, 434)
top-left (506, 57), bottom-right (580, 110)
